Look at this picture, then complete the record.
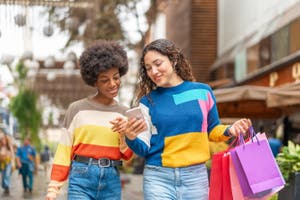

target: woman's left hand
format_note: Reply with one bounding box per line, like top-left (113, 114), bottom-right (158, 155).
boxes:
top-left (228, 118), bottom-right (252, 137)
top-left (110, 117), bottom-right (127, 135)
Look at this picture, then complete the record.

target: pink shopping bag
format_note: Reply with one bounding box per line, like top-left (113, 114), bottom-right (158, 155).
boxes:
top-left (229, 150), bottom-right (283, 200)
top-left (230, 131), bottom-right (285, 197)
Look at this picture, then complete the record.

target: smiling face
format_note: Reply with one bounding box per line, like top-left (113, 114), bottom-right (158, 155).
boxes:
top-left (143, 50), bottom-right (182, 87)
top-left (94, 67), bottom-right (121, 104)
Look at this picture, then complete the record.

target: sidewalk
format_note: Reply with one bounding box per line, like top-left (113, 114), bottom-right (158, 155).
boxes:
top-left (0, 168), bottom-right (143, 200)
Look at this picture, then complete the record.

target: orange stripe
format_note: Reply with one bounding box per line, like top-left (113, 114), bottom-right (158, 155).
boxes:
top-left (51, 164), bottom-right (70, 182)
top-left (71, 143), bottom-right (122, 160)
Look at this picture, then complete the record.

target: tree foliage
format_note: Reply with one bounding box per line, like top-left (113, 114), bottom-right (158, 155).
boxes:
top-left (49, 0), bottom-right (149, 49)
top-left (8, 62), bottom-right (42, 150)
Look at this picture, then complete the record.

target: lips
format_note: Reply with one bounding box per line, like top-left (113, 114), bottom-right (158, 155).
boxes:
top-left (153, 75), bottom-right (163, 83)
top-left (108, 88), bottom-right (119, 95)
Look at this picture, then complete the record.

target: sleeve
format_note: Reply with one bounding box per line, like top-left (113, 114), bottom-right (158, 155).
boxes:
top-left (47, 106), bottom-right (76, 198)
top-left (120, 147), bottom-right (133, 160)
top-left (206, 88), bottom-right (231, 142)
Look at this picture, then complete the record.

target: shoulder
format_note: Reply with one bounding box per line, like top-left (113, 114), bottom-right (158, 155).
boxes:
top-left (68, 98), bottom-right (87, 110)
top-left (188, 81), bottom-right (213, 91)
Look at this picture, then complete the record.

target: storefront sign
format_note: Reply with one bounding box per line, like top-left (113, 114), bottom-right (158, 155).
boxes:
top-left (292, 62), bottom-right (300, 82)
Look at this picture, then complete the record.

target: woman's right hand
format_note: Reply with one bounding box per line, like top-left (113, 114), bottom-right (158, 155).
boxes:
top-left (125, 118), bottom-right (147, 140)
top-left (45, 197), bottom-right (55, 200)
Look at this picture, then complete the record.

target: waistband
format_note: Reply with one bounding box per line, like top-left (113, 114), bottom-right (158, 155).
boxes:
top-left (73, 155), bottom-right (122, 168)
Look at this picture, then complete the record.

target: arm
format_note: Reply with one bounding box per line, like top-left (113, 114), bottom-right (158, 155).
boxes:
top-left (208, 89), bottom-right (252, 140)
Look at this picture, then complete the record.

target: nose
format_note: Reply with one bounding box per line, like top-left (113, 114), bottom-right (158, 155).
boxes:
top-left (149, 66), bottom-right (158, 75)
top-left (108, 78), bottom-right (118, 87)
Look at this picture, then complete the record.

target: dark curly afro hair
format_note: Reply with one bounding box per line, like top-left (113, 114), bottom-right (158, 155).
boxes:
top-left (79, 40), bottom-right (128, 87)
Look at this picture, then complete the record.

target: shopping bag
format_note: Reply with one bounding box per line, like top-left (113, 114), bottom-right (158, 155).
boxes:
top-left (209, 151), bottom-right (233, 200)
top-left (221, 152), bottom-right (233, 200)
top-left (209, 152), bottom-right (223, 200)
top-left (230, 132), bottom-right (285, 197)
top-left (229, 151), bottom-right (283, 200)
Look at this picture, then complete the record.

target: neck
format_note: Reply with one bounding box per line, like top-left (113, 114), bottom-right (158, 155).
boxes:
top-left (92, 94), bottom-right (116, 106)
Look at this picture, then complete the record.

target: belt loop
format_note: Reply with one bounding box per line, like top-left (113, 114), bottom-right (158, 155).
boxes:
top-left (88, 158), bottom-right (93, 166)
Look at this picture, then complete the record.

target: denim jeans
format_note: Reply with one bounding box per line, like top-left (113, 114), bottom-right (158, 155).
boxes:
top-left (1, 163), bottom-right (12, 189)
top-left (144, 164), bottom-right (209, 200)
top-left (19, 162), bottom-right (34, 191)
top-left (68, 161), bottom-right (121, 200)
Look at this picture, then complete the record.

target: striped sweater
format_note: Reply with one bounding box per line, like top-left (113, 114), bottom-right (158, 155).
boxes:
top-left (126, 81), bottom-right (230, 167)
top-left (47, 97), bottom-right (133, 198)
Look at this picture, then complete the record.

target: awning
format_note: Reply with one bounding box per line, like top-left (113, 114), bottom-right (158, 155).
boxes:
top-left (213, 86), bottom-right (282, 118)
top-left (267, 82), bottom-right (300, 107)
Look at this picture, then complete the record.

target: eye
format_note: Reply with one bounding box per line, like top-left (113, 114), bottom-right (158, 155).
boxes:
top-left (154, 60), bottom-right (162, 67)
top-left (145, 65), bottom-right (152, 72)
top-left (113, 75), bottom-right (120, 81)
top-left (98, 79), bottom-right (109, 83)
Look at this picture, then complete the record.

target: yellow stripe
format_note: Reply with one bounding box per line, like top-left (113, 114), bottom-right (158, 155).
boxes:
top-left (73, 125), bottom-right (119, 147)
top-left (162, 132), bottom-right (210, 167)
top-left (53, 144), bottom-right (72, 166)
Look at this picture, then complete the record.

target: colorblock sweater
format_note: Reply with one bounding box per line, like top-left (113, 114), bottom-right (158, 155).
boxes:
top-left (47, 97), bottom-right (133, 198)
top-left (126, 81), bottom-right (230, 167)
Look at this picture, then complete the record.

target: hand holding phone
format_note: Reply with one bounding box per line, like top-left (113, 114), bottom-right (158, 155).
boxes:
top-left (125, 107), bottom-right (144, 120)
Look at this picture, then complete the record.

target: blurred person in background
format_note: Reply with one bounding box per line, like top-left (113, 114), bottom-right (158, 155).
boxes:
top-left (40, 145), bottom-right (51, 174)
top-left (0, 131), bottom-right (14, 196)
top-left (16, 137), bottom-right (37, 196)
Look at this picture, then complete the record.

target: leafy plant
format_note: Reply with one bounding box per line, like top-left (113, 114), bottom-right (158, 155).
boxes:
top-left (8, 62), bottom-right (42, 150)
top-left (276, 141), bottom-right (300, 183)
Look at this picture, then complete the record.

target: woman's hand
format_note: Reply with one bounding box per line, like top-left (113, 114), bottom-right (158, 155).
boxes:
top-left (110, 117), bottom-right (127, 135)
top-left (110, 117), bottom-right (147, 140)
top-left (125, 118), bottom-right (147, 140)
top-left (228, 118), bottom-right (252, 137)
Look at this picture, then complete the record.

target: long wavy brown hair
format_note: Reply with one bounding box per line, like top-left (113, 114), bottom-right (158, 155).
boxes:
top-left (136, 39), bottom-right (195, 101)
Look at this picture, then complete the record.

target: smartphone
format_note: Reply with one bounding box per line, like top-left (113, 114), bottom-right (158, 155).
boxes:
top-left (125, 107), bottom-right (144, 120)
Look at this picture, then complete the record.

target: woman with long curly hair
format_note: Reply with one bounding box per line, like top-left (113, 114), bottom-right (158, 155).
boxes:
top-left (113, 39), bottom-right (252, 200)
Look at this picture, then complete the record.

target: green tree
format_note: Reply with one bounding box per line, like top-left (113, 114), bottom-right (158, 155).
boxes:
top-left (8, 62), bottom-right (42, 150)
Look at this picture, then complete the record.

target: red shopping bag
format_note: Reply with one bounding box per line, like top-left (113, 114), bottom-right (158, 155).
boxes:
top-left (209, 151), bottom-right (233, 200)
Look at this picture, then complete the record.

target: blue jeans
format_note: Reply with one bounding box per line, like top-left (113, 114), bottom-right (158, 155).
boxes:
top-left (68, 161), bottom-right (121, 200)
top-left (143, 164), bottom-right (209, 200)
top-left (19, 162), bottom-right (34, 191)
top-left (1, 163), bottom-right (12, 189)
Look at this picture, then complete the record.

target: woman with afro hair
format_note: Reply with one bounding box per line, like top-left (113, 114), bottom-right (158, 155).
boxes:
top-left (46, 40), bottom-right (145, 200)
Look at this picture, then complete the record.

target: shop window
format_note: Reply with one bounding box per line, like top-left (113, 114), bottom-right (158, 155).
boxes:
top-left (259, 36), bottom-right (271, 68)
top-left (290, 17), bottom-right (300, 54)
top-left (271, 25), bottom-right (290, 63)
top-left (234, 49), bottom-right (247, 82)
top-left (247, 44), bottom-right (259, 74)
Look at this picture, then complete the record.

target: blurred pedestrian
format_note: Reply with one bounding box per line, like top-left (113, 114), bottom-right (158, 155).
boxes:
top-left (0, 131), bottom-right (14, 196)
top-left (267, 131), bottom-right (282, 157)
top-left (113, 39), bottom-right (252, 200)
top-left (46, 40), bottom-right (134, 200)
top-left (40, 145), bottom-right (51, 173)
top-left (16, 137), bottom-right (37, 195)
